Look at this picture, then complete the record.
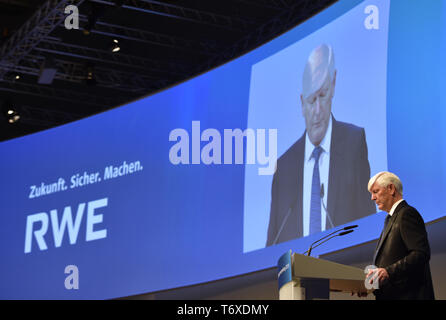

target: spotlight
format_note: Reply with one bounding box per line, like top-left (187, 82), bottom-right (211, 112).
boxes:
top-left (4, 72), bottom-right (21, 82)
top-left (83, 4), bottom-right (106, 36)
top-left (8, 112), bottom-right (20, 124)
top-left (83, 18), bottom-right (95, 36)
top-left (111, 39), bottom-right (120, 53)
top-left (2, 100), bottom-right (20, 124)
top-left (86, 64), bottom-right (97, 86)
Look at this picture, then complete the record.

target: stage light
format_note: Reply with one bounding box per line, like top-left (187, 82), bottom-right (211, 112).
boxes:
top-left (83, 4), bottom-right (105, 36)
top-left (111, 39), bottom-right (120, 53)
top-left (86, 64), bottom-right (97, 86)
top-left (4, 72), bottom-right (21, 82)
top-left (2, 100), bottom-right (20, 124)
top-left (8, 113), bottom-right (20, 124)
top-left (83, 13), bottom-right (98, 36)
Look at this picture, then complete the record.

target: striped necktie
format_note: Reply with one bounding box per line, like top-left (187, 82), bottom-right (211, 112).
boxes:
top-left (309, 146), bottom-right (323, 235)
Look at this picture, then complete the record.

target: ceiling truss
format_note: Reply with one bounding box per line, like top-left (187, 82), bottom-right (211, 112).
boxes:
top-left (0, 0), bottom-right (337, 140)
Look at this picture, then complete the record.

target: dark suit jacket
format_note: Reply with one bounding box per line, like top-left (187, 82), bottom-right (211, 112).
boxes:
top-left (266, 116), bottom-right (376, 246)
top-left (373, 200), bottom-right (435, 300)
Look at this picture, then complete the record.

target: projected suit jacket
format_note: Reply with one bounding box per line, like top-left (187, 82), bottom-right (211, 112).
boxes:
top-left (266, 116), bottom-right (376, 246)
top-left (373, 201), bottom-right (435, 300)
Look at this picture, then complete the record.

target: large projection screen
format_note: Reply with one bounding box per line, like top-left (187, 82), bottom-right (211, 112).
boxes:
top-left (1, 0), bottom-right (445, 299)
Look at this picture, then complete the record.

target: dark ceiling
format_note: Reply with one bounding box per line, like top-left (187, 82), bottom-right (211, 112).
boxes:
top-left (0, 0), bottom-right (336, 142)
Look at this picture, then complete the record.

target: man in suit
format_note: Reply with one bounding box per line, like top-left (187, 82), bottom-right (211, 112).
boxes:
top-left (367, 171), bottom-right (435, 300)
top-left (266, 44), bottom-right (376, 246)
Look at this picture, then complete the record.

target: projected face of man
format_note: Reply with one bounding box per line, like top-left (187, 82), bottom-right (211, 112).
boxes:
top-left (301, 45), bottom-right (336, 147)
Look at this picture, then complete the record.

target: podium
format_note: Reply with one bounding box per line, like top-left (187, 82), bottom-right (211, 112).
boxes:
top-left (278, 251), bottom-right (368, 300)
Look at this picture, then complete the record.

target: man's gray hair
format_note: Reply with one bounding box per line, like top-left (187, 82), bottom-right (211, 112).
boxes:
top-left (368, 171), bottom-right (403, 195)
top-left (302, 44), bottom-right (336, 99)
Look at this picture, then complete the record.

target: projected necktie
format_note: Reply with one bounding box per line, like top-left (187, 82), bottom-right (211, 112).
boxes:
top-left (309, 146), bottom-right (323, 235)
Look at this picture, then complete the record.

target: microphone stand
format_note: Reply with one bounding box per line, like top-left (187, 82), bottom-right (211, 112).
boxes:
top-left (320, 183), bottom-right (334, 229)
top-left (305, 230), bottom-right (354, 256)
top-left (302, 226), bottom-right (357, 256)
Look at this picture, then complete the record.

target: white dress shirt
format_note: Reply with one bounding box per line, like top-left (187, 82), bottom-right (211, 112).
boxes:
top-left (388, 199), bottom-right (405, 216)
top-left (303, 116), bottom-right (332, 236)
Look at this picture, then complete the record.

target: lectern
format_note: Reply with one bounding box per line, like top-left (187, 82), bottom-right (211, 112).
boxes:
top-left (278, 250), bottom-right (368, 300)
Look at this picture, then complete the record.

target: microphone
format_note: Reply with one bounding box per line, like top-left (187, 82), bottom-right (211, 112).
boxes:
top-left (308, 230), bottom-right (354, 254)
top-left (272, 198), bottom-right (297, 245)
top-left (302, 225), bottom-right (358, 256)
top-left (320, 183), bottom-right (335, 229)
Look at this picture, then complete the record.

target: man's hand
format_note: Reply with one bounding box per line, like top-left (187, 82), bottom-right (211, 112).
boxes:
top-left (366, 267), bottom-right (389, 286)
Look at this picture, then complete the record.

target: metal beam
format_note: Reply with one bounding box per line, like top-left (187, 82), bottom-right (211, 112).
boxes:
top-left (0, 0), bottom-right (86, 80)
top-left (0, 0), bottom-right (38, 8)
top-left (34, 39), bottom-right (192, 77)
top-left (16, 104), bottom-right (84, 127)
top-left (233, 0), bottom-right (290, 10)
top-left (196, 0), bottom-right (336, 74)
top-left (75, 16), bottom-right (221, 56)
top-left (0, 79), bottom-right (126, 107)
top-left (90, 0), bottom-right (256, 32)
top-left (1, 54), bottom-right (169, 93)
